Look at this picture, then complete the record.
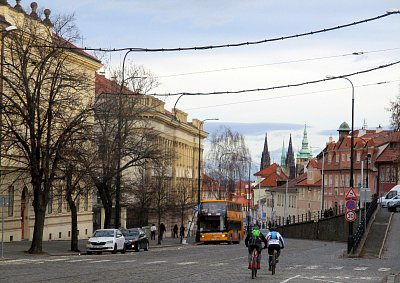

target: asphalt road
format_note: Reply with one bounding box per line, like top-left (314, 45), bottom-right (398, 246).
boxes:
top-left (0, 235), bottom-right (398, 283)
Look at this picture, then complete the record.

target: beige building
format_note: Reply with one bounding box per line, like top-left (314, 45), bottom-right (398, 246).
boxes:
top-left (94, 75), bottom-right (207, 233)
top-left (0, 3), bottom-right (102, 242)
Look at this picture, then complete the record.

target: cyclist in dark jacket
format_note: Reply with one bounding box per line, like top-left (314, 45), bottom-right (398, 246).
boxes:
top-left (245, 225), bottom-right (268, 270)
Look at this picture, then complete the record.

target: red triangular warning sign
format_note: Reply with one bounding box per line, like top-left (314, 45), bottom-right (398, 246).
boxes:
top-left (345, 187), bottom-right (357, 199)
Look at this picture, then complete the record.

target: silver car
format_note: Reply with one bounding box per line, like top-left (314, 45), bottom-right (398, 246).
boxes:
top-left (86, 229), bottom-right (126, 255)
top-left (387, 196), bottom-right (400, 212)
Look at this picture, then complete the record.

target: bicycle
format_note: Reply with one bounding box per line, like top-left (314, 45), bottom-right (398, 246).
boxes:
top-left (269, 249), bottom-right (278, 275)
top-left (250, 248), bottom-right (258, 279)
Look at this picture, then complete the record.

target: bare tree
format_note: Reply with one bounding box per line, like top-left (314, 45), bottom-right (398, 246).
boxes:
top-left (205, 126), bottom-right (252, 199)
top-left (1, 14), bottom-right (94, 254)
top-left (87, 65), bottom-right (162, 228)
top-left (388, 93), bottom-right (400, 131)
top-left (149, 156), bottom-right (174, 245)
top-left (172, 169), bottom-right (194, 226)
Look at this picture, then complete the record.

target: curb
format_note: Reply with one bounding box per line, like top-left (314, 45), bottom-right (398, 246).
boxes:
top-left (379, 212), bottom-right (393, 259)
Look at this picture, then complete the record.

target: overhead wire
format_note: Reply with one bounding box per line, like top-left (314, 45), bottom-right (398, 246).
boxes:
top-left (157, 47), bottom-right (400, 78)
top-left (35, 12), bottom-right (399, 53)
top-left (150, 59), bottom-right (400, 97)
top-left (183, 80), bottom-right (400, 111)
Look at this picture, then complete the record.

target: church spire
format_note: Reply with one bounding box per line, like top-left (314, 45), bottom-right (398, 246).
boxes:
top-left (280, 139), bottom-right (286, 166)
top-left (297, 123), bottom-right (312, 159)
top-left (286, 134), bottom-right (296, 179)
top-left (260, 133), bottom-right (271, 170)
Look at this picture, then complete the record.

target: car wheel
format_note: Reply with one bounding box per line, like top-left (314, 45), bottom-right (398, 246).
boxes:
top-left (136, 243), bottom-right (140, 252)
top-left (112, 244), bottom-right (117, 254)
top-left (144, 241), bottom-right (149, 251)
top-left (121, 245), bottom-right (126, 254)
top-left (87, 251), bottom-right (92, 255)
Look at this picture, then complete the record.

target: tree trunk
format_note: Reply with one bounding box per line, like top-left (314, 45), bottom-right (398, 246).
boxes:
top-left (28, 206), bottom-right (46, 254)
top-left (66, 193), bottom-right (80, 252)
top-left (103, 203), bottom-right (112, 229)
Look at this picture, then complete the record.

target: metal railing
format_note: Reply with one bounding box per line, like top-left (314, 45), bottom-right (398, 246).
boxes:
top-left (351, 197), bottom-right (378, 253)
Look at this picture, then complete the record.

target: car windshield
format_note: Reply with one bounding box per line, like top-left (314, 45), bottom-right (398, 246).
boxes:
top-left (122, 230), bottom-right (139, 237)
top-left (93, 230), bottom-right (114, 237)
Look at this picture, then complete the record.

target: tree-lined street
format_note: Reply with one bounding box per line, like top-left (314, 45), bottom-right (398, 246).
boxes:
top-left (1, 225), bottom-right (399, 283)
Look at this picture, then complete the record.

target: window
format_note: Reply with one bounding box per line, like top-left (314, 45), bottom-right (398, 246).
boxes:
top-left (335, 154), bottom-right (339, 163)
top-left (47, 187), bottom-right (53, 214)
top-left (84, 191), bottom-right (89, 211)
top-left (328, 154), bottom-right (332, 164)
top-left (347, 154), bottom-right (350, 162)
top-left (342, 154), bottom-right (346, 162)
top-left (57, 188), bottom-right (62, 213)
top-left (329, 175), bottom-right (333, 186)
top-left (334, 175), bottom-right (339, 187)
top-left (356, 152), bottom-right (361, 162)
top-left (8, 186), bottom-right (14, 217)
top-left (346, 175), bottom-right (350, 187)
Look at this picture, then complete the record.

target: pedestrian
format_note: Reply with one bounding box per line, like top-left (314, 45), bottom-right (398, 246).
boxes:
top-left (150, 223), bottom-right (156, 240)
top-left (173, 224), bottom-right (178, 238)
top-left (179, 224), bottom-right (185, 244)
top-left (160, 223), bottom-right (166, 240)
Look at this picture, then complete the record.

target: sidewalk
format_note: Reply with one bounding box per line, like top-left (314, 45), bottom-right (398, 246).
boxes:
top-left (0, 235), bottom-right (196, 260)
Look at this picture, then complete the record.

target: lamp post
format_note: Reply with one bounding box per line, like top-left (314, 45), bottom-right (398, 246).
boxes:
top-left (195, 118), bottom-right (218, 242)
top-left (326, 75), bottom-right (355, 253)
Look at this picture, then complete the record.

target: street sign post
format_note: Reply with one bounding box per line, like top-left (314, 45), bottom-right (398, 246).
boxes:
top-left (345, 199), bottom-right (357, 211)
top-left (345, 210), bottom-right (357, 222)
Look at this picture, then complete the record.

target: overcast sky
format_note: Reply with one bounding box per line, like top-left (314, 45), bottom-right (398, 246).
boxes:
top-left (28, 0), bottom-right (400, 167)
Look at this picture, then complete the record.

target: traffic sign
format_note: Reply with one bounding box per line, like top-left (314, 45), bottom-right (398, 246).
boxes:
top-left (345, 199), bottom-right (357, 211)
top-left (345, 210), bottom-right (357, 222)
top-left (345, 187), bottom-right (358, 199)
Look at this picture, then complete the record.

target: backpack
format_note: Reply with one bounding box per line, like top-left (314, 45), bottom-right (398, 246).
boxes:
top-left (249, 236), bottom-right (262, 246)
top-left (271, 231), bottom-right (278, 240)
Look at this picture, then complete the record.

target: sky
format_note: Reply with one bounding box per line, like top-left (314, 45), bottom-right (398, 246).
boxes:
top-left (24, 0), bottom-right (400, 169)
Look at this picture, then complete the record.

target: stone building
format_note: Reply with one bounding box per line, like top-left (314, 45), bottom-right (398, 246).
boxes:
top-left (0, 2), bottom-right (102, 242)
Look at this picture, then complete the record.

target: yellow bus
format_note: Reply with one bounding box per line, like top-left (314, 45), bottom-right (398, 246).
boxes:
top-left (198, 200), bottom-right (244, 244)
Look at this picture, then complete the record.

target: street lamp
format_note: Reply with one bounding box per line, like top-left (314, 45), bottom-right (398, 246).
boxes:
top-left (195, 118), bottom-right (218, 242)
top-left (326, 75), bottom-right (355, 253)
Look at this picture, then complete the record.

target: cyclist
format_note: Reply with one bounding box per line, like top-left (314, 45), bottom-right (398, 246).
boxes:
top-left (265, 225), bottom-right (285, 271)
top-left (245, 225), bottom-right (268, 270)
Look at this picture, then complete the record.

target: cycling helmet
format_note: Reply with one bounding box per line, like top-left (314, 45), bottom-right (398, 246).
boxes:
top-left (269, 225), bottom-right (277, 231)
top-left (252, 225), bottom-right (260, 237)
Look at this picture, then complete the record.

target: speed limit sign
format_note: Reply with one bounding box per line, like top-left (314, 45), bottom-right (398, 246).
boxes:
top-left (345, 210), bottom-right (357, 222)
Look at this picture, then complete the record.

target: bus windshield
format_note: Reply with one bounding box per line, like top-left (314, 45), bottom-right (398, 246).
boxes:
top-left (200, 202), bottom-right (226, 214)
top-left (199, 216), bottom-right (226, 232)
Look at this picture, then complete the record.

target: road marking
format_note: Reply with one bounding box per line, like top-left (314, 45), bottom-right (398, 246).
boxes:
top-left (120, 260), bottom-right (137, 263)
top-left (285, 265), bottom-right (304, 269)
top-left (378, 268), bottom-right (391, 271)
top-left (281, 275), bottom-right (301, 282)
top-left (354, 267), bottom-right (368, 271)
top-left (177, 261), bottom-right (198, 265)
top-left (89, 259), bottom-right (112, 263)
top-left (305, 265), bottom-right (320, 269)
top-left (144, 260), bottom-right (167, 264)
top-left (67, 259), bottom-right (94, 263)
top-left (210, 263), bottom-right (227, 266)
top-left (329, 266), bottom-right (344, 270)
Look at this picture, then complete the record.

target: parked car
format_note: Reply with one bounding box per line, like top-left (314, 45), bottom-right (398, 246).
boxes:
top-left (86, 229), bottom-right (126, 255)
top-left (387, 195), bottom-right (400, 212)
top-left (121, 228), bottom-right (149, 252)
top-left (380, 185), bottom-right (400, 207)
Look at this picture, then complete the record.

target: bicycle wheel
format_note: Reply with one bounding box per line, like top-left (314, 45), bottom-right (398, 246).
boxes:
top-left (251, 251), bottom-right (257, 279)
top-left (271, 252), bottom-right (276, 275)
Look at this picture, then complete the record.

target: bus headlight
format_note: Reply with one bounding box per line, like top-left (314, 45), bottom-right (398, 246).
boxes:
top-left (222, 234), bottom-right (226, 237)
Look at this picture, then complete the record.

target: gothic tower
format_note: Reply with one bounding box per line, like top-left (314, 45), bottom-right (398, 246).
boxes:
top-left (296, 124), bottom-right (312, 175)
top-left (286, 134), bottom-right (296, 179)
top-left (260, 133), bottom-right (271, 170)
top-left (280, 139), bottom-right (286, 166)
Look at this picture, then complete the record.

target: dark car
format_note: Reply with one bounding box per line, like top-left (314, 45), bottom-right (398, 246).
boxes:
top-left (121, 228), bottom-right (149, 252)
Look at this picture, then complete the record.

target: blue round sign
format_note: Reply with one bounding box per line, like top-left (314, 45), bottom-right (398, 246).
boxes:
top-left (346, 199), bottom-right (357, 211)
